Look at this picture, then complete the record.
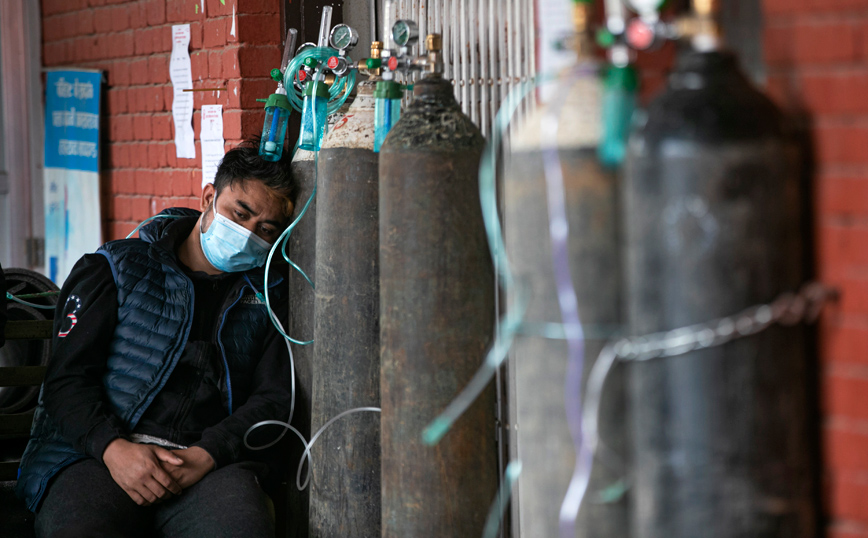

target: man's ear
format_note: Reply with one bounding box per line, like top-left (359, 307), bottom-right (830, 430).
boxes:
top-left (201, 183), bottom-right (216, 212)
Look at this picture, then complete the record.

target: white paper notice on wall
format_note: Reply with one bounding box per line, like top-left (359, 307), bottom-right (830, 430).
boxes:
top-left (170, 24), bottom-right (196, 159)
top-left (200, 105), bottom-right (225, 188)
top-left (536, 0), bottom-right (576, 103)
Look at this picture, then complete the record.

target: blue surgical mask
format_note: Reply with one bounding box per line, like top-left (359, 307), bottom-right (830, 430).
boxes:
top-left (200, 193), bottom-right (272, 273)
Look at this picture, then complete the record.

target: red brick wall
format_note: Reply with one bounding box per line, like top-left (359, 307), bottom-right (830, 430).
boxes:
top-left (762, 1), bottom-right (868, 536)
top-left (41, 0), bottom-right (282, 239)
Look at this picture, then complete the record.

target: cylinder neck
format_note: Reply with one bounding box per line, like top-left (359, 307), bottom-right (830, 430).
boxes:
top-left (411, 76), bottom-right (458, 105)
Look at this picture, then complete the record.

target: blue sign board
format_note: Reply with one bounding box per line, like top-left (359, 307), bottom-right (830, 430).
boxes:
top-left (44, 70), bottom-right (101, 173)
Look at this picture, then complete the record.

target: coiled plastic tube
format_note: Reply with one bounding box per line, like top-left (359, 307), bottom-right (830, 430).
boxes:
top-left (282, 47), bottom-right (356, 115)
top-left (244, 407), bottom-right (381, 492)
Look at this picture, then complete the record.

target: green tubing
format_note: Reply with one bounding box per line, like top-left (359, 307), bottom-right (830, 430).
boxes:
top-left (422, 73), bottom-right (560, 445)
top-left (482, 461), bottom-right (523, 538)
top-left (283, 47), bottom-right (356, 115)
top-left (262, 151), bottom-right (318, 346)
top-left (125, 214), bottom-right (184, 239)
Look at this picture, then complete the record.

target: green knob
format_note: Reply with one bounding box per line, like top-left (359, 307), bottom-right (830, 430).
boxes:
top-left (366, 58), bottom-right (383, 69)
top-left (303, 57), bottom-right (319, 68)
top-left (596, 28), bottom-right (615, 48)
top-left (270, 68), bottom-right (283, 82)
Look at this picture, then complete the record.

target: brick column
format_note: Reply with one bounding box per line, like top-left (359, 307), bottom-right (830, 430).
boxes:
top-left (762, 1), bottom-right (868, 536)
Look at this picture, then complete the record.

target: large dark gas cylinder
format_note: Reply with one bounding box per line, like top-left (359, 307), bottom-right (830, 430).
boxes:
top-left (379, 76), bottom-right (498, 537)
top-left (504, 75), bottom-right (626, 538)
top-left (624, 50), bottom-right (813, 538)
top-left (287, 146), bottom-right (316, 538)
top-left (310, 80), bottom-right (381, 537)
top-left (287, 102), bottom-right (352, 538)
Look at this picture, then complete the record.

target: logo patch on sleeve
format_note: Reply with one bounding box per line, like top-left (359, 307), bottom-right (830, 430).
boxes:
top-left (58, 294), bottom-right (82, 337)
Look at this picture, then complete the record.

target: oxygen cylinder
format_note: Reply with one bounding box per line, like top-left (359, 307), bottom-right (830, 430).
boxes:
top-left (285, 100), bottom-right (351, 538)
top-left (310, 80), bottom-right (381, 537)
top-left (379, 51), bottom-right (498, 537)
top-left (623, 50), bottom-right (814, 537)
top-left (287, 146), bottom-right (316, 538)
top-left (504, 69), bottom-right (627, 538)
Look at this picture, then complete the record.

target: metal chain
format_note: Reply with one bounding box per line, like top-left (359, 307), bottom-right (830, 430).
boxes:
top-left (611, 282), bottom-right (839, 363)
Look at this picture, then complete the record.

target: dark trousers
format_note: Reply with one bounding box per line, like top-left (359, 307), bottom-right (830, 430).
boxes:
top-left (34, 458), bottom-right (275, 538)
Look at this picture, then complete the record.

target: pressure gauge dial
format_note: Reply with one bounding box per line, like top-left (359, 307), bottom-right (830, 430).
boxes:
top-left (391, 20), bottom-right (419, 48)
top-left (329, 24), bottom-right (359, 51)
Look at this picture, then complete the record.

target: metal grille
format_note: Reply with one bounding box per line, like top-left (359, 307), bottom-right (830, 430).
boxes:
top-left (391, 0), bottom-right (537, 138)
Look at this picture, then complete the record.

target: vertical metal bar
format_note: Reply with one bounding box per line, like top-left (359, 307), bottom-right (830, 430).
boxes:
top-left (479, 0), bottom-right (488, 138)
top-left (370, 0), bottom-right (377, 42)
top-left (452, 0), bottom-right (460, 100)
top-left (511, 0), bottom-right (520, 133)
top-left (500, 0), bottom-right (512, 138)
top-left (500, 1), bottom-right (509, 115)
top-left (460, 0), bottom-right (469, 115)
top-left (516, 0), bottom-right (525, 132)
top-left (489, 0), bottom-right (498, 140)
top-left (448, 0), bottom-right (455, 80)
top-left (416, 0), bottom-right (425, 50)
top-left (527, 0), bottom-right (537, 121)
top-left (427, 1), bottom-right (435, 43)
top-left (469, 0), bottom-right (479, 126)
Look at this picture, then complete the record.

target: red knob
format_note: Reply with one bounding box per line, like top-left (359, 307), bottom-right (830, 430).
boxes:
top-left (626, 19), bottom-right (654, 50)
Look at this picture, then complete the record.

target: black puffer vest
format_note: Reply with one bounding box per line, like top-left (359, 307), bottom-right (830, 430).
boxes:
top-left (16, 210), bottom-right (283, 511)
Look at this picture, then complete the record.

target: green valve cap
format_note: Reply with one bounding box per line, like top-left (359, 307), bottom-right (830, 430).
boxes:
top-left (366, 58), bottom-right (383, 70)
top-left (270, 68), bottom-right (283, 82)
top-left (264, 92), bottom-right (292, 110)
top-left (373, 80), bottom-right (403, 100)
top-left (303, 80), bottom-right (331, 98)
top-left (604, 64), bottom-right (639, 91)
top-left (303, 57), bottom-right (319, 68)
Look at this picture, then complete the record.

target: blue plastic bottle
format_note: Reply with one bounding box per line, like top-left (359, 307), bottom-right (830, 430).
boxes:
top-left (598, 64), bottom-right (638, 168)
top-left (259, 90), bottom-right (291, 161)
top-left (299, 80), bottom-right (330, 152)
top-left (374, 81), bottom-right (403, 153)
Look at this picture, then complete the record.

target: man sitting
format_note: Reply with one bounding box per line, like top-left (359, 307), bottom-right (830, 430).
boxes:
top-left (16, 139), bottom-right (298, 538)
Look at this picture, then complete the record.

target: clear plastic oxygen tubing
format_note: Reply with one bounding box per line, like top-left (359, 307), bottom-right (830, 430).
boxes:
top-left (261, 67), bottom-right (326, 346)
top-left (542, 66), bottom-right (596, 538)
top-left (243, 303), bottom-right (381, 492)
top-left (482, 461), bottom-right (522, 538)
top-left (245, 72), bottom-right (382, 492)
top-left (125, 214), bottom-right (184, 239)
top-left (282, 47), bottom-right (356, 115)
top-left (419, 76), bottom-right (540, 445)
top-left (420, 66), bottom-right (596, 446)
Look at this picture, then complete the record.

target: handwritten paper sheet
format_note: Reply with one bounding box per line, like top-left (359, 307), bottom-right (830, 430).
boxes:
top-left (200, 105), bottom-right (225, 188)
top-left (170, 24), bottom-right (196, 159)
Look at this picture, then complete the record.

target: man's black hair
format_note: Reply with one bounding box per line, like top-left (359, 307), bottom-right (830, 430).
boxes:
top-left (213, 137), bottom-right (298, 219)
